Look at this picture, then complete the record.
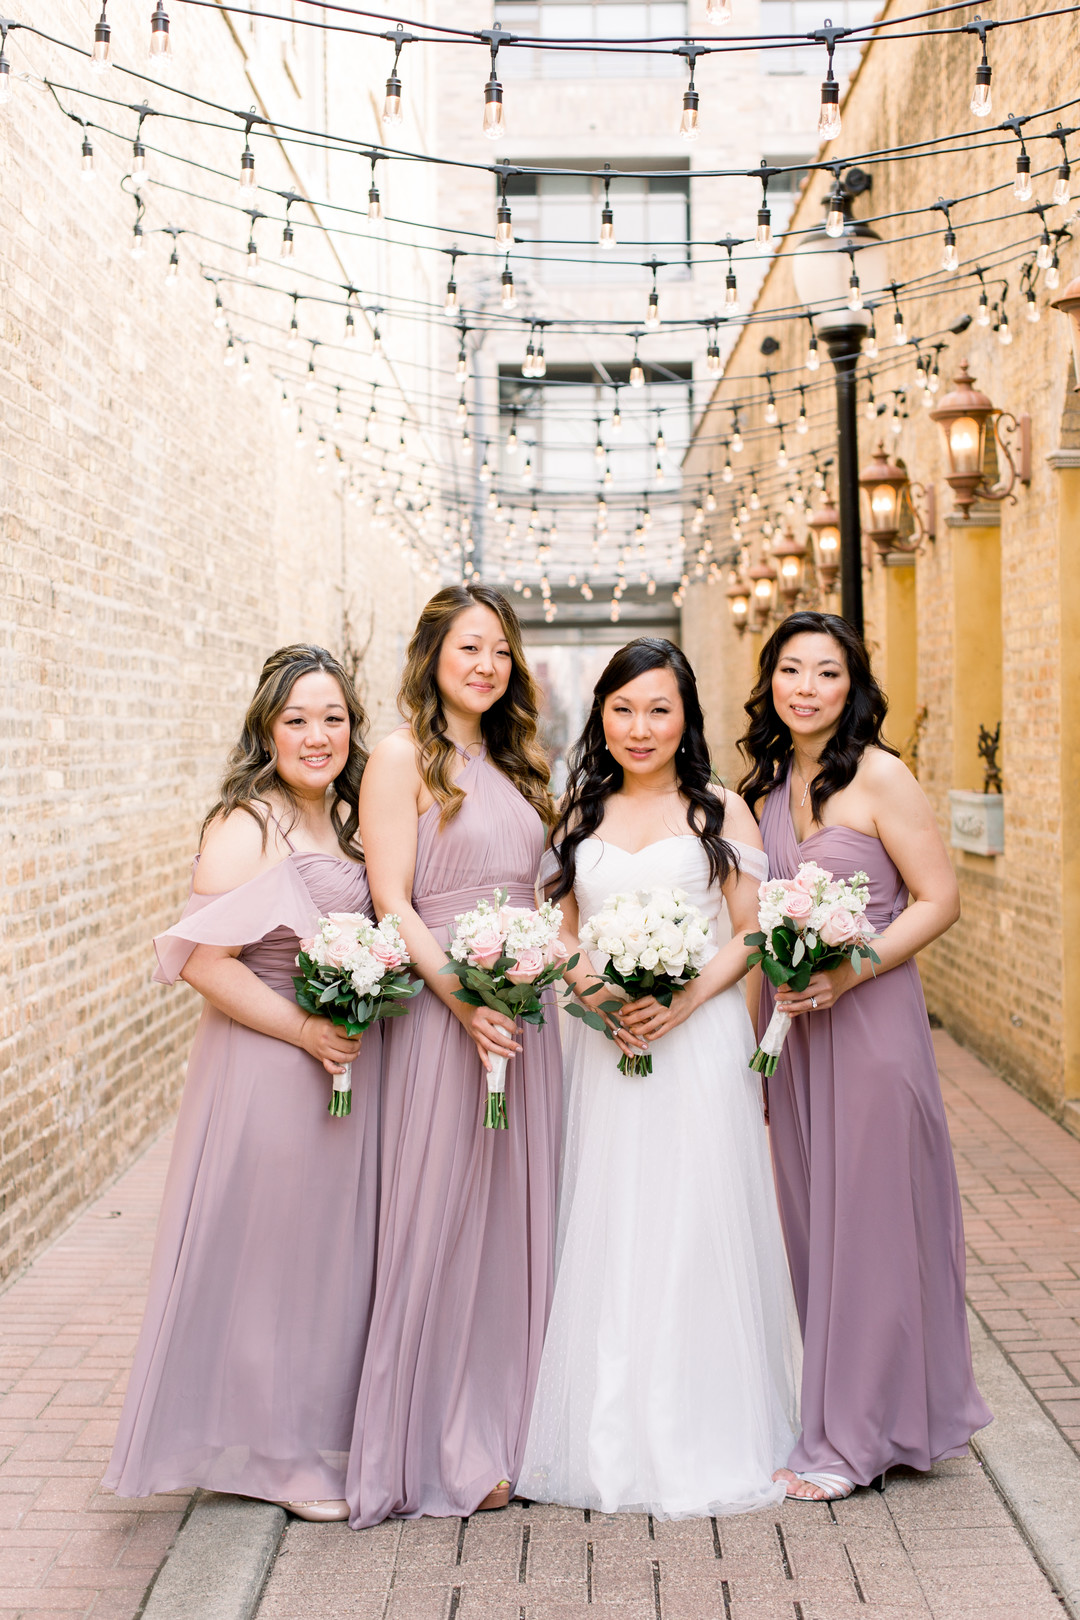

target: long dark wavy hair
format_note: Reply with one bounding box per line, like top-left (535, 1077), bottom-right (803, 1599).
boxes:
top-left (550, 638), bottom-right (734, 902)
top-left (203, 644), bottom-right (368, 858)
top-left (737, 611), bottom-right (897, 820)
top-left (398, 583), bottom-right (555, 827)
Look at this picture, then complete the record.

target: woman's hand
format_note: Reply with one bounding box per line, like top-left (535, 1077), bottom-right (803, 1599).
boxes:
top-left (299, 1015), bottom-right (362, 1075)
top-left (774, 960), bottom-right (858, 1017)
top-left (619, 986), bottom-right (699, 1045)
top-left (459, 1002), bottom-right (521, 1070)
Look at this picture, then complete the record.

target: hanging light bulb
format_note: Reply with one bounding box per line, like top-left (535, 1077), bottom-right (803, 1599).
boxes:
top-left (213, 288), bottom-right (226, 327)
top-left (80, 133), bottom-right (95, 180)
top-left (706, 0), bottom-right (731, 19)
top-left (890, 402), bottom-right (902, 436)
top-left (506, 421), bottom-right (518, 453)
top-left (611, 395), bottom-right (623, 432)
top-left (165, 244), bottom-right (179, 285)
top-left (245, 234), bottom-right (258, 275)
top-left (594, 431), bottom-right (605, 464)
top-left (148, 0), bottom-right (172, 64)
top-left (279, 220), bottom-right (295, 260)
top-left (522, 336), bottom-right (536, 378)
top-left (1013, 151), bottom-right (1032, 202)
top-left (825, 187), bottom-right (845, 239)
top-left (91, 4), bottom-right (111, 69)
top-left (1037, 230), bottom-right (1054, 270)
top-left (372, 325), bottom-right (383, 356)
top-left (501, 261), bottom-right (516, 310)
top-left (806, 332), bottom-right (820, 371)
top-left (223, 335), bottom-right (237, 367)
top-left (731, 421), bottom-right (743, 453)
top-left (305, 353), bottom-right (316, 389)
top-left (976, 288), bottom-right (991, 326)
top-left (764, 396), bottom-right (778, 426)
top-left (893, 305), bottom-right (907, 345)
top-left (847, 264), bottom-right (863, 311)
top-left (755, 204), bottom-right (772, 254)
top-left (131, 220), bottom-right (146, 259)
top-left (132, 138), bottom-right (148, 176)
top-left (495, 187), bottom-right (514, 246)
top-left (970, 46), bottom-right (992, 117)
top-left (483, 47), bottom-right (505, 139)
top-left (864, 390), bottom-right (877, 421)
top-left (457, 340), bottom-right (468, 378)
top-left (942, 228), bottom-right (959, 273)
top-left (533, 335), bottom-right (546, 378)
top-left (818, 58), bottom-right (841, 141)
top-left (368, 164), bottom-right (383, 229)
top-left (707, 331), bottom-right (721, 374)
top-left (645, 285), bottom-right (661, 329)
top-left (1025, 287), bottom-right (1040, 323)
top-left (456, 393), bottom-right (468, 423)
top-left (864, 320), bottom-right (878, 360)
top-left (344, 306), bottom-right (356, 342)
top-left (797, 395), bottom-right (808, 434)
top-left (1053, 161), bottom-right (1072, 208)
top-left (383, 38), bottom-right (404, 126)
top-left (722, 457), bottom-right (734, 483)
top-left (998, 305), bottom-right (1012, 345)
top-left (749, 486), bottom-right (760, 510)
top-left (629, 352), bottom-right (645, 388)
top-left (599, 173), bottom-right (616, 248)
top-left (1047, 256), bottom-right (1061, 291)
top-left (724, 266), bottom-right (739, 312)
top-left (461, 430), bottom-right (473, 459)
top-left (238, 140), bottom-right (256, 192)
top-left (679, 69), bottom-right (700, 142)
top-left (444, 274), bottom-right (458, 316)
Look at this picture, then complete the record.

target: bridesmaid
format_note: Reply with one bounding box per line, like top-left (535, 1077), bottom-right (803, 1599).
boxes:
top-left (347, 584), bottom-right (560, 1528)
top-left (738, 611), bottom-right (991, 1501)
top-left (105, 645), bottom-right (379, 1521)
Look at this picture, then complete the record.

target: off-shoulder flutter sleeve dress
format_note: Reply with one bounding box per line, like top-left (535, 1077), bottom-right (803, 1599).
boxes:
top-left (346, 744), bottom-right (562, 1528)
top-left (759, 768), bottom-right (991, 1487)
top-left (104, 847), bottom-right (380, 1505)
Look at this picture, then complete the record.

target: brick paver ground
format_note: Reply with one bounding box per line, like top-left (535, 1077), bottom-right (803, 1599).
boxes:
top-left (4, 1031), bottom-right (1080, 1618)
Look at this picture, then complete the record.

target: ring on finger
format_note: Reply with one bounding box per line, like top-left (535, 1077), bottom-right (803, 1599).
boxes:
top-left (810, 995), bottom-right (818, 1009)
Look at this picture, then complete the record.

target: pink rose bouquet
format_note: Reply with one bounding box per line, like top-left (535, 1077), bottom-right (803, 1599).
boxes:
top-left (440, 890), bottom-right (572, 1128)
top-left (745, 862), bottom-right (880, 1076)
top-left (294, 912), bottom-right (421, 1116)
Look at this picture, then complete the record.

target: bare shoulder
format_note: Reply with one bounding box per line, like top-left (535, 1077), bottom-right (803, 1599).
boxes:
top-left (858, 746), bottom-right (921, 798)
top-left (362, 729), bottom-right (422, 786)
top-left (710, 783), bottom-right (764, 851)
top-left (194, 804), bottom-right (285, 894)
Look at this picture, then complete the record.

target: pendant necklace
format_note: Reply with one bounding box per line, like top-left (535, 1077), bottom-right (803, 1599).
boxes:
top-left (794, 764), bottom-right (815, 808)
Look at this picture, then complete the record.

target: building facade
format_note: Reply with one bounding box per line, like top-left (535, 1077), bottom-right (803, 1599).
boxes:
top-left (683, 0), bottom-right (1080, 1123)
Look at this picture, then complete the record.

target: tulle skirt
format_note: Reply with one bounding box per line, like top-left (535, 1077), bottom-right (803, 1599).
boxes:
top-left (518, 986), bottom-right (800, 1519)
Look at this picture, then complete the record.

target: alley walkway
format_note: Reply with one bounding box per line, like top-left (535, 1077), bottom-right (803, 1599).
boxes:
top-left (0, 1031), bottom-right (1078, 1618)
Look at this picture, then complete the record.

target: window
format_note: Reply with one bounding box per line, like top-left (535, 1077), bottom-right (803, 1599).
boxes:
top-left (506, 164), bottom-right (690, 283)
top-left (765, 158), bottom-right (812, 237)
top-left (493, 2), bottom-right (687, 79)
top-left (759, 0), bottom-right (880, 77)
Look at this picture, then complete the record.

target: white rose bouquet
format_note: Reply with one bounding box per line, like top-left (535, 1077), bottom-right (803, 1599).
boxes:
top-left (567, 887), bottom-right (712, 1077)
top-left (746, 861), bottom-right (879, 1076)
top-left (294, 913), bottom-right (421, 1116)
top-left (439, 890), bottom-right (572, 1128)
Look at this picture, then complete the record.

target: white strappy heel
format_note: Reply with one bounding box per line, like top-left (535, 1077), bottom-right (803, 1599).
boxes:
top-left (793, 1470), bottom-right (856, 1501)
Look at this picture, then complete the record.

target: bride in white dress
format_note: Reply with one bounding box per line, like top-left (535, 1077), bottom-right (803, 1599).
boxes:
top-left (519, 638), bottom-right (799, 1519)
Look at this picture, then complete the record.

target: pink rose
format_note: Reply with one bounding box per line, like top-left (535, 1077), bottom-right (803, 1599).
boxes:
top-left (819, 907), bottom-right (858, 947)
top-left (370, 941), bottom-right (407, 972)
top-left (324, 932), bottom-right (353, 969)
top-left (467, 924), bottom-right (506, 970)
top-left (781, 889), bottom-right (814, 922)
top-left (543, 937), bottom-right (569, 967)
top-left (298, 937), bottom-right (315, 956)
top-left (506, 946), bottom-right (544, 984)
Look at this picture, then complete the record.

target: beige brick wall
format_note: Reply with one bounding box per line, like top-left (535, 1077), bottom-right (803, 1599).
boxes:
top-left (0, 0), bottom-right (437, 1281)
top-left (683, 1), bottom-right (1080, 1114)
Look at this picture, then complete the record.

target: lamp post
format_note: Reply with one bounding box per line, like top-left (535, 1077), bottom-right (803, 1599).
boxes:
top-left (792, 177), bottom-right (889, 635)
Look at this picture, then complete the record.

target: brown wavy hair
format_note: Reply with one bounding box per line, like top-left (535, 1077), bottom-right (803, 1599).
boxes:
top-left (398, 584), bottom-right (554, 827)
top-left (736, 611), bottom-right (896, 821)
top-left (203, 644), bottom-right (369, 857)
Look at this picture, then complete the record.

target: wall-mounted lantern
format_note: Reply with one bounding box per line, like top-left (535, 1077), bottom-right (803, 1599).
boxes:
top-left (1051, 275), bottom-right (1080, 390)
top-left (771, 526), bottom-right (808, 603)
top-left (928, 360), bottom-right (1030, 515)
top-left (858, 441), bottom-right (936, 556)
top-left (726, 572), bottom-right (750, 634)
top-left (808, 497), bottom-right (841, 592)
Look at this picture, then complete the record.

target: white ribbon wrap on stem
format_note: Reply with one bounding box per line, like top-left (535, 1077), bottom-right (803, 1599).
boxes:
top-left (759, 1006), bottom-right (792, 1060)
top-left (487, 1052), bottom-right (508, 1095)
top-left (333, 1064), bottom-right (352, 1094)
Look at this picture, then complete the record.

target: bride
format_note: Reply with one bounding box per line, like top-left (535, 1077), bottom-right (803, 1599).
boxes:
top-left (518, 638), bottom-right (799, 1519)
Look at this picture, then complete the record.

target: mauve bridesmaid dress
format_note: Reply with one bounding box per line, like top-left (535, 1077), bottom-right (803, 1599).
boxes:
top-left (347, 745), bottom-right (562, 1528)
top-left (105, 841), bottom-right (380, 1503)
top-left (759, 768), bottom-right (991, 1486)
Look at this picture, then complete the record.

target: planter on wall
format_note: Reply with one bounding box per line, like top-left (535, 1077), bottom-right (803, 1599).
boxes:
top-left (949, 790), bottom-right (1005, 856)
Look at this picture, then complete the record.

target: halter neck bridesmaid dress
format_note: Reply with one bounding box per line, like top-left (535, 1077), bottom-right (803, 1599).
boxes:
top-left (759, 768), bottom-right (991, 1487)
top-left (105, 825), bottom-right (380, 1505)
top-left (346, 744), bottom-right (562, 1528)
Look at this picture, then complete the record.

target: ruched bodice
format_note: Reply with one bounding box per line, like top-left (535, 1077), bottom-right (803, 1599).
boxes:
top-left (238, 856), bottom-right (370, 994)
top-left (411, 749), bottom-right (544, 937)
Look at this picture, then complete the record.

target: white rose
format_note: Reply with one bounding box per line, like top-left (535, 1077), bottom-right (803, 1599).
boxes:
top-left (639, 947), bottom-right (660, 970)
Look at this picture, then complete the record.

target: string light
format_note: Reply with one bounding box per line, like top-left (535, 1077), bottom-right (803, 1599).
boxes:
top-left (501, 256), bottom-right (516, 310)
top-left (817, 32), bottom-right (842, 141)
top-left (80, 132), bottom-right (95, 179)
top-left (967, 18), bottom-right (992, 118)
top-left (806, 331), bottom-right (820, 372)
top-left (238, 128), bottom-right (256, 192)
top-left (942, 228), bottom-right (958, 274)
top-left (165, 243), bottom-right (179, 284)
top-left (1052, 128), bottom-right (1072, 206)
top-left (1014, 148), bottom-right (1032, 203)
top-left (495, 176), bottom-right (513, 246)
top-left (629, 345), bottom-right (645, 388)
top-left (847, 257), bottom-right (863, 311)
top-left (280, 220), bottom-right (294, 259)
top-left (892, 294), bottom-right (907, 346)
top-left (383, 27), bottom-right (411, 126)
top-left (131, 219), bottom-right (145, 259)
top-left (1046, 254), bottom-right (1061, 291)
top-left (706, 327), bottom-right (721, 374)
top-left (797, 388), bottom-right (808, 434)
top-left (864, 316), bottom-right (879, 358)
top-left (1037, 227), bottom-right (1054, 270)
top-left (1026, 286), bottom-right (1040, 323)
top-left (678, 47), bottom-right (701, 143)
top-left (998, 300), bottom-right (1012, 345)
top-left (825, 184), bottom-right (845, 239)
top-left (645, 270), bottom-right (661, 330)
top-left (599, 167), bottom-right (615, 248)
top-left (91, 4), bottom-right (111, 70)
top-left (367, 158), bottom-right (383, 228)
top-left (148, 0), bottom-right (172, 66)
top-left (482, 33), bottom-right (506, 140)
top-left (977, 286), bottom-right (991, 326)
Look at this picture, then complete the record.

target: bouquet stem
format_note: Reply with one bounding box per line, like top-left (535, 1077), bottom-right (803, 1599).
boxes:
top-left (484, 1052), bottom-right (509, 1130)
top-left (749, 1007), bottom-right (792, 1077)
top-left (328, 1064), bottom-right (352, 1118)
top-left (618, 1052), bottom-right (653, 1077)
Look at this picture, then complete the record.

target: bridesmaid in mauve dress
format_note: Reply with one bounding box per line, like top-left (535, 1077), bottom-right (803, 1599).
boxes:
top-left (105, 646), bottom-right (380, 1520)
top-left (347, 584), bottom-right (561, 1528)
top-left (739, 612), bottom-right (991, 1501)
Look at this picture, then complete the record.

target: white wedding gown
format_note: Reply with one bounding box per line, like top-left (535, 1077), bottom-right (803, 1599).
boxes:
top-left (518, 834), bottom-right (800, 1519)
